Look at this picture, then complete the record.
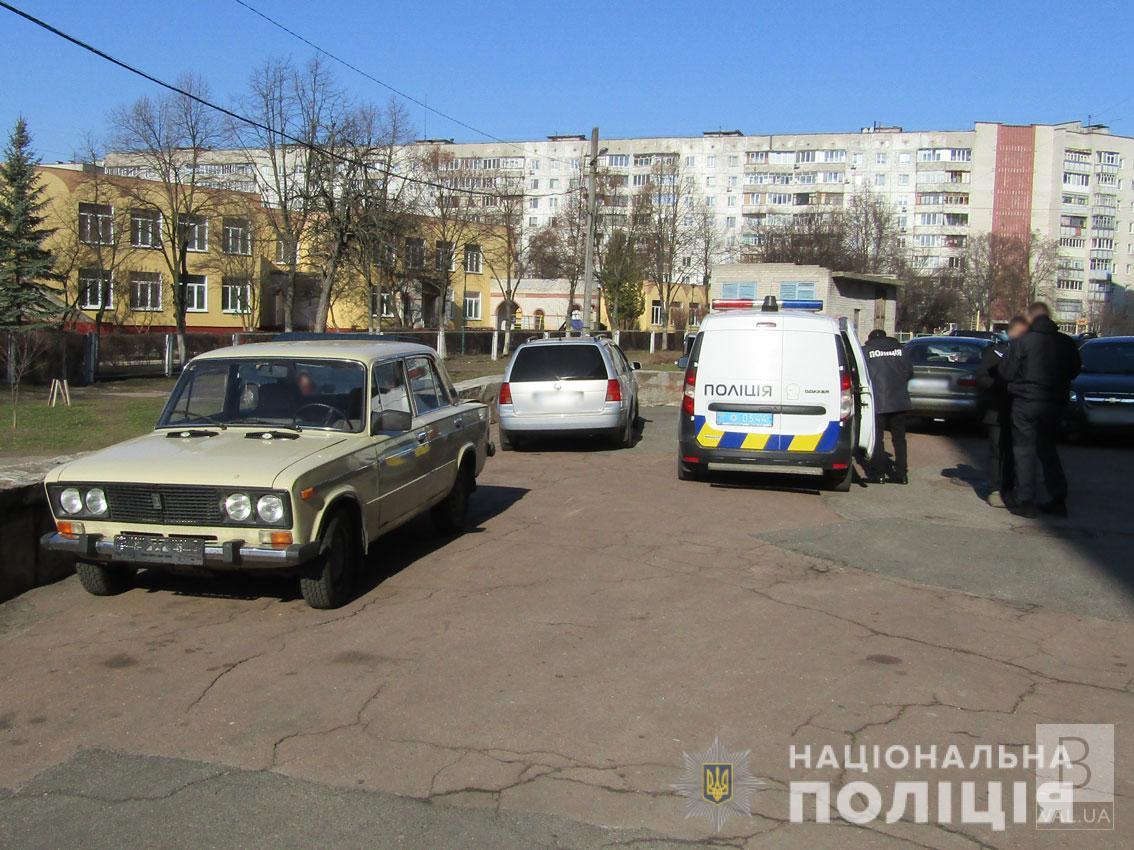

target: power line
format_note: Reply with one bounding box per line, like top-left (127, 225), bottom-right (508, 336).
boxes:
top-left (0, 0), bottom-right (578, 201)
top-left (230, 0), bottom-right (580, 170)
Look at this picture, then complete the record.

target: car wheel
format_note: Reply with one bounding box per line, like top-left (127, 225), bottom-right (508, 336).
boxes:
top-left (432, 462), bottom-right (473, 534)
top-left (499, 428), bottom-right (516, 451)
top-left (75, 560), bottom-right (135, 596)
top-left (824, 466), bottom-right (853, 492)
top-left (300, 509), bottom-right (360, 610)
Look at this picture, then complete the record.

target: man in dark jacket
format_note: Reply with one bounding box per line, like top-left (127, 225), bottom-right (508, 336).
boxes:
top-left (975, 316), bottom-right (1028, 507)
top-left (863, 329), bottom-right (914, 484)
top-left (999, 303), bottom-right (1081, 517)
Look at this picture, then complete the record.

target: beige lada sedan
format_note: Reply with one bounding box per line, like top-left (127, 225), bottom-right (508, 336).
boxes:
top-left (41, 340), bottom-right (492, 609)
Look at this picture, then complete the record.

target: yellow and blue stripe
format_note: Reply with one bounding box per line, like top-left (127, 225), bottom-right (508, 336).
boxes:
top-left (693, 415), bottom-right (841, 453)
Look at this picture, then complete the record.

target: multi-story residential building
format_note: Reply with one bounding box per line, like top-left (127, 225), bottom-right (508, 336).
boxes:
top-left (104, 120), bottom-right (1134, 331)
top-left (36, 164), bottom-right (501, 333)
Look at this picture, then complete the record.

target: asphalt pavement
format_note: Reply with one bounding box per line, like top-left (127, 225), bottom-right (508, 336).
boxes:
top-left (0, 407), bottom-right (1131, 849)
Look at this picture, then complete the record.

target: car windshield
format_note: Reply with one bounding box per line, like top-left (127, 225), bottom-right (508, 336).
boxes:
top-left (908, 341), bottom-right (986, 367)
top-left (1080, 342), bottom-right (1134, 375)
top-left (510, 345), bottom-right (608, 381)
top-left (159, 358), bottom-right (367, 432)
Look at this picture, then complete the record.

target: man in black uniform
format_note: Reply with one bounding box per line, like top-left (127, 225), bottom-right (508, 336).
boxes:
top-left (999, 303), bottom-right (1081, 517)
top-left (863, 328), bottom-right (914, 484)
top-left (975, 316), bottom-right (1028, 508)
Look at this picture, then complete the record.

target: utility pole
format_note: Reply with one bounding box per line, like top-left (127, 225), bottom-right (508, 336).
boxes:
top-left (580, 127), bottom-right (600, 335)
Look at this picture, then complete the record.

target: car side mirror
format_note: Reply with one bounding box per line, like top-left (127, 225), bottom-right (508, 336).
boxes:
top-left (372, 409), bottom-right (412, 434)
top-left (675, 356), bottom-right (689, 369)
top-left (631, 361), bottom-right (642, 371)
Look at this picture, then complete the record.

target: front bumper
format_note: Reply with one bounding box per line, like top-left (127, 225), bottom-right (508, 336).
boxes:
top-left (1066, 402), bottom-right (1134, 431)
top-left (40, 532), bottom-right (321, 570)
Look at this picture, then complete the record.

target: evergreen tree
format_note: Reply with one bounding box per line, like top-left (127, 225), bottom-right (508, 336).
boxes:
top-left (0, 118), bottom-right (57, 325)
top-left (600, 230), bottom-right (645, 329)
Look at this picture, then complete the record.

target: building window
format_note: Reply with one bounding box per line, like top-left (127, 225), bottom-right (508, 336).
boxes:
top-left (370, 289), bottom-right (395, 318)
top-left (706, 155), bottom-right (717, 168)
top-left (130, 272), bottom-right (162, 311)
top-left (130, 209), bottom-right (161, 248)
top-left (404, 238), bottom-right (425, 270)
top-left (463, 244), bottom-right (482, 274)
top-left (720, 282), bottom-right (757, 300)
top-left (221, 277), bottom-right (252, 313)
top-left (779, 281), bottom-right (817, 300)
top-left (78, 269), bottom-right (112, 310)
top-left (275, 236), bottom-right (297, 264)
top-left (606, 154), bottom-right (629, 167)
top-left (78, 203), bottom-right (113, 245)
top-left (435, 241), bottom-right (455, 272)
top-left (222, 218), bottom-right (252, 255)
top-left (179, 215), bottom-right (208, 251)
top-left (181, 274), bottom-right (207, 311)
top-left (650, 300), bottom-right (664, 326)
top-left (463, 292), bottom-right (482, 320)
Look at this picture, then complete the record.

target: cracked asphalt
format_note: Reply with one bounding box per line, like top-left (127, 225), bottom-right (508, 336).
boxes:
top-left (0, 407), bottom-right (1131, 849)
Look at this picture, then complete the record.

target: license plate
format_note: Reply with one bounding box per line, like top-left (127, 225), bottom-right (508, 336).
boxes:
top-left (114, 535), bottom-right (205, 566)
top-left (716, 411), bottom-right (773, 428)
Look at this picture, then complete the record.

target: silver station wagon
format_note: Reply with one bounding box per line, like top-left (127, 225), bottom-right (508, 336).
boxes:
top-left (41, 340), bottom-right (492, 609)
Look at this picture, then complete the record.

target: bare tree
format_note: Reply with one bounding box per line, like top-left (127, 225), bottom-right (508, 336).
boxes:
top-left (2, 328), bottom-right (52, 428)
top-left (50, 142), bottom-right (136, 337)
top-left (633, 155), bottom-right (695, 333)
top-left (414, 146), bottom-right (483, 328)
top-left (480, 175), bottom-right (532, 330)
top-left (109, 74), bottom-right (224, 364)
top-left (689, 202), bottom-right (726, 313)
top-left (230, 58), bottom-right (324, 332)
top-left (956, 231), bottom-right (1061, 328)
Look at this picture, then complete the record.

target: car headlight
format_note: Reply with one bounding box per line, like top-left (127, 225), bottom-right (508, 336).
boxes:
top-left (60, 487), bottom-right (83, 515)
top-left (84, 487), bottom-right (108, 515)
top-left (256, 494), bottom-right (285, 524)
top-left (224, 493), bottom-right (253, 521)
top-left (1069, 390), bottom-right (1079, 402)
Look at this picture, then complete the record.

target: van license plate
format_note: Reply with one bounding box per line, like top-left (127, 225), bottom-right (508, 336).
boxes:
top-left (114, 535), bottom-right (205, 566)
top-left (716, 411), bottom-right (773, 427)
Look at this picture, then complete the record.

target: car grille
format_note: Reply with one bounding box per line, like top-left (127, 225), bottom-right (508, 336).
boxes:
top-left (1085, 392), bottom-right (1134, 405)
top-left (105, 484), bottom-right (224, 526)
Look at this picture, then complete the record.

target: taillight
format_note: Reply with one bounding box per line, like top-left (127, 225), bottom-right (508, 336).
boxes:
top-left (605, 379), bottom-right (622, 403)
top-left (839, 371), bottom-right (853, 421)
top-left (957, 375), bottom-right (977, 388)
top-left (682, 368), bottom-right (696, 416)
top-left (498, 382), bottom-right (512, 405)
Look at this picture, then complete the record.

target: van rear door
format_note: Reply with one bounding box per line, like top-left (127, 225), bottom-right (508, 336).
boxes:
top-left (779, 329), bottom-right (843, 449)
top-left (695, 325), bottom-right (783, 446)
top-left (840, 325), bottom-right (877, 457)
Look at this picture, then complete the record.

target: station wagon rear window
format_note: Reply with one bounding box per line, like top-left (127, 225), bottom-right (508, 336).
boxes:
top-left (510, 346), bottom-right (607, 382)
top-left (160, 358), bottom-right (367, 432)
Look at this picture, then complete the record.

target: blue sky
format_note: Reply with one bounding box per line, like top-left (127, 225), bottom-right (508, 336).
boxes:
top-left (1, 0), bottom-right (1133, 161)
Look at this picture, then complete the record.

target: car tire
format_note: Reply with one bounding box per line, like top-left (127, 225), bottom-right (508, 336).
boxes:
top-left (432, 462), bottom-right (473, 534)
top-left (824, 466), bottom-right (853, 492)
top-left (75, 560), bottom-right (135, 596)
top-left (300, 509), bottom-right (360, 610)
top-left (498, 428), bottom-right (516, 451)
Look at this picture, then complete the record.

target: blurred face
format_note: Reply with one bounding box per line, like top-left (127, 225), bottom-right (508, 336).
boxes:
top-left (297, 372), bottom-right (315, 397)
top-left (1008, 322), bottom-right (1027, 341)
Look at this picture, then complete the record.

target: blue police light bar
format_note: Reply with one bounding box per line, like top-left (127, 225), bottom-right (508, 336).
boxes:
top-left (780, 300), bottom-right (824, 311)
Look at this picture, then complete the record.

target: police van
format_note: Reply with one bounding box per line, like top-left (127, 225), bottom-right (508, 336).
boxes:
top-left (677, 296), bottom-right (876, 491)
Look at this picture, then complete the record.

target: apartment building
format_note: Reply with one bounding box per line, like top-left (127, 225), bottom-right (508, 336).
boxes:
top-left (104, 119), bottom-right (1134, 331)
top-left (407, 121), bottom-right (1134, 330)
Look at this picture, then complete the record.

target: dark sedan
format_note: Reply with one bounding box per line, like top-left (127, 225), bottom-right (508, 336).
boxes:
top-left (904, 336), bottom-right (994, 422)
top-left (1066, 336), bottom-right (1134, 435)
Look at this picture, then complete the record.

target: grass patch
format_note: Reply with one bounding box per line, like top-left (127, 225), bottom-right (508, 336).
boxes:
top-left (0, 391), bottom-right (166, 458)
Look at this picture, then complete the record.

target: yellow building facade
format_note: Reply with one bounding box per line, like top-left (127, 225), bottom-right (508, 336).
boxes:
top-left (36, 164), bottom-right (499, 334)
